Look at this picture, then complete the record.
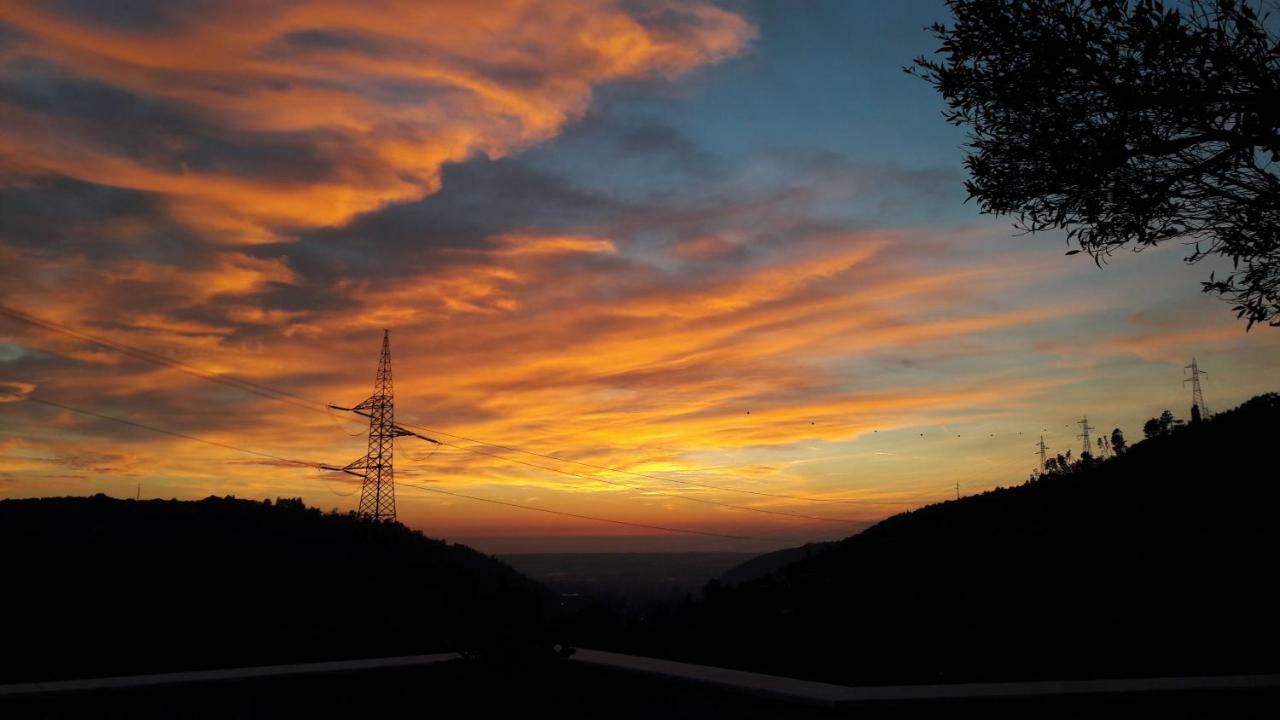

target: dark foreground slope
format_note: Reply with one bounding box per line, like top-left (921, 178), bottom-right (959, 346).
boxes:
top-left (0, 496), bottom-right (548, 683)
top-left (635, 394), bottom-right (1280, 686)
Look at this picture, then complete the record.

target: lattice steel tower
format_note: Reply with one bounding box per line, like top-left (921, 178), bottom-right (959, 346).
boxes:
top-left (1184, 358), bottom-right (1209, 419)
top-left (1077, 416), bottom-right (1093, 456)
top-left (332, 330), bottom-right (411, 521)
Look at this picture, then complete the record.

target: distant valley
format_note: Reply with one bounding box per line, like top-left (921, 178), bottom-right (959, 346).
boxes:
top-left (502, 552), bottom-right (752, 613)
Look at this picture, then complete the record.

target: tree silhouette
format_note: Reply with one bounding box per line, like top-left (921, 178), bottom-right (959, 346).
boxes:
top-left (1143, 417), bottom-right (1162, 439)
top-left (1144, 410), bottom-right (1184, 438)
top-left (909, 0), bottom-right (1280, 327)
top-left (1111, 427), bottom-right (1127, 454)
top-left (1046, 449), bottom-right (1076, 475)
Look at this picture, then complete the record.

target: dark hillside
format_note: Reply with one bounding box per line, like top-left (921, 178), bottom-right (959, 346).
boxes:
top-left (0, 496), bottom-right (548, 683)
top-left (718, 541), bottom-right (835, 587)
top-left (630, 394), bottom-right (1280, 685)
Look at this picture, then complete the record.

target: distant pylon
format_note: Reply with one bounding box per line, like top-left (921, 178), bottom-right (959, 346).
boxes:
top-left (1077, 416), bottom-right (1093, 456)
top-left (329, 330), bottom-right (413, 522)
top-left (1184, 358), bottom-right (1209, 419)
top-left (1036, 435), bottom-right (1049, 471)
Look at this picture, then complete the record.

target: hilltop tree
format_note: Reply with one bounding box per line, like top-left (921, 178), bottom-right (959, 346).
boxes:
top-left (1144, 410), bottom-right (1185, 438)
top-left (909, 0), bottom-right (1280, 327)
top-left (1045, 449), bottom-right (1076, 476)
top-left (1143, 417), bottom-right (1162, 439)
top-left (1110, 427), bottom-right (1127, 454)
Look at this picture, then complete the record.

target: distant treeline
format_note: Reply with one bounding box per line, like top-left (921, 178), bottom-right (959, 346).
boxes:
top-left (0, 496), bottom-right (549, 683)
top-left (581, 393), bottom-right (1280, 685)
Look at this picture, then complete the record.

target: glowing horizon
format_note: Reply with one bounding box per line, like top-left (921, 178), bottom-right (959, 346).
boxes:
top-left (2, 1), bottom-right (1277, 553)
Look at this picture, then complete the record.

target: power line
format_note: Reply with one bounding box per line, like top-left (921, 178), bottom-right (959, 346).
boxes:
top-left (3, 304), bottom-right (930, 507)
top-left (1, 391), bottom-right (766, 542)
top-left (0, 303), bottom-right (323, 416)
top-left (319, 476), bottom-right (358, 497)
top-left (415, 434), bottom-right (858, 524)
top-left (8, 376), bottom-right (899, 529)
top-left (3, 392), bottom-right (324, 469)
top-left (329, 399), bottom-right (877, 522)
top-left (395, 420), bottom-right (928, 506)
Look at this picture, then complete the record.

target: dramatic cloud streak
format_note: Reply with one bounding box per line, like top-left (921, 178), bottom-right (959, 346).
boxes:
top-left (0, 0), bottom-right (751, 241)
top-left (2, 2), bottom-right (1276, 551)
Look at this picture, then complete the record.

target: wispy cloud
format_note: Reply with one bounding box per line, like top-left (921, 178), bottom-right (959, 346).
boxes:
top-left (0, 0), bottom-right (752, 242)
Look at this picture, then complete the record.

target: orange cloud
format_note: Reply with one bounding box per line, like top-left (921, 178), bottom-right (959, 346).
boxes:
top-left (0, 1), bottom-right (753, 243)
top-left (1096, 325), bottom-right (1255, 363)
top-left (0, 381), bottom-right (35, 402)
top-left (8, 4), bottom-right (1272, 548)
top-left (2, 219), bottom-right (1072, 540)
top-left (493, 233), bottom-right (618, 257)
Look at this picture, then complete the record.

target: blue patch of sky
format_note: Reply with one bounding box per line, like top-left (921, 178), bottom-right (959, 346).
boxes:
top-left (517, 1), bottom-right (974, 227)
top-left (0, 343), bottom-right (31, 364)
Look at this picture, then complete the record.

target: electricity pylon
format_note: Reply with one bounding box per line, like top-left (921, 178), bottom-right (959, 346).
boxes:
top-left (1184, 358), bottom-right (1209, 420)
top-left (1077, 416), bottom-right (1093, 456)
top-left (325, 330), bottom-right (431, 522)
top-left (1036, 435), bottom-right (1049, 471)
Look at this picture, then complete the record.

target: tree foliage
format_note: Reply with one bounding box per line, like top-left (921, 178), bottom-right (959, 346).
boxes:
top-left (1144, 408), bottom-right (1184, 437)
top-left (910, 0), bottom-right (1280, 327)
top-left (1144, 417), bottom-right (1161, 439)
top-left (1111, 427), bottom-right (1128, 454)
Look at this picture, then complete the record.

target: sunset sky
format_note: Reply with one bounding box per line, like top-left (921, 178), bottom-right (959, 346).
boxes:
top-left (2, 0), bottom-right (1277, 553)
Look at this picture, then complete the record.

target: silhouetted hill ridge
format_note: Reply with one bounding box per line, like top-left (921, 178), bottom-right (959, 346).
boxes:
top-left (717, 541), bottom-right (836, 587)
top-left (626, 393), bottom-right (1280, 685)
top-left (0, 495), bottom-right (550, 683)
